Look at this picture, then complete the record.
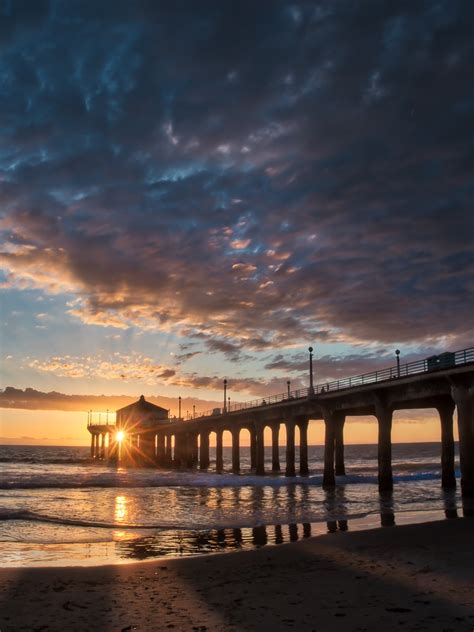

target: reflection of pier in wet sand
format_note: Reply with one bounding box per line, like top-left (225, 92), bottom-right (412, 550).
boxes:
top-left (112, 490), bottom-right (473, 562)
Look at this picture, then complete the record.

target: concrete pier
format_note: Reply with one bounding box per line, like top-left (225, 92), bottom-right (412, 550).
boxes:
top-left (88, 348), bottom-right (474, 501)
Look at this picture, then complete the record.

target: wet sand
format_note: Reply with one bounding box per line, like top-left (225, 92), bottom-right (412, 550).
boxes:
top-left (1, 518), bottom-right (473, 631)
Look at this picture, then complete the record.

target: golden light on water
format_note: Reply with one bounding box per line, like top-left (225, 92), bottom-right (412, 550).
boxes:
top-left (114, 495), bottom-right (128, 523)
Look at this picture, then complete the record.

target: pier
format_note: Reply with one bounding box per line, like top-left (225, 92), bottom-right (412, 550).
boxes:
top-left (88, 346), bottom-right (474, 497)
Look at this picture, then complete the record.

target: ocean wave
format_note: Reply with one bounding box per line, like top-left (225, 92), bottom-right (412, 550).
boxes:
top-left (0, 468), bottom-right (448, 490)
top-left (0, 507), bottom-right (376, 533)
top-left (0, 457), bottom-right (89, 465)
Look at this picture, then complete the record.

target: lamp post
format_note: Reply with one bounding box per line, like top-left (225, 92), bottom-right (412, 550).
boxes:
top-left (178, 396), bottom-right (182, 420)
top-left (193, 404), bottom-right (196, 419)
top-left (228, 396), bottom-right (231, 412)
top-left (287, 380), bottom-right (291, 398)
top-left (395, 349), bottom-right (400, 378)
top-left (308, 346), bottom-right (314, 394)
top-left (223, 379), bottom-right (227, 413)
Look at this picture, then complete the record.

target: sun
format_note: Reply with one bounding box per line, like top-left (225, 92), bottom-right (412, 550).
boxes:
top-left (116, 430), bottom-right (125, 442)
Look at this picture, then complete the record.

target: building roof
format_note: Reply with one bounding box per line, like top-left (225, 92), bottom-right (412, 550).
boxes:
top-left (116, 395), bottom-right (168, 415)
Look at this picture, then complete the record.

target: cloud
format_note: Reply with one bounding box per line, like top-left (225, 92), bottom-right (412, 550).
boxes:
top-left (0, 386), bottom-right (222, 416)
top-left (0, 0), bottom-right (472, 357)
top-left (25, 353), bottom-right (177, 385)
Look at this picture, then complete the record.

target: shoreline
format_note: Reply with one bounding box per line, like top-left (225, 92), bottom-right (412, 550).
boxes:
top-left (1, 518), bottom-right (472, 631)
top-left (0, 505), bottom-right (468, 569)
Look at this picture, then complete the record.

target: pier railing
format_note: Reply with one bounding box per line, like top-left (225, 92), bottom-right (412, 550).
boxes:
top-left (194, 346), bottom-right (474, 419)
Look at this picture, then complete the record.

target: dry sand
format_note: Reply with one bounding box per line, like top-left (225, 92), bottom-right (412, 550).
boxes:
top-left (1, 518), bottom-right (473, 631)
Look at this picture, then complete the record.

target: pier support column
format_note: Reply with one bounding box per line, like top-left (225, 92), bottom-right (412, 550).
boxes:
top-left (299, 419), bottom-right (309, 475)
top-left (181, 433), bottom-right (189, 467)
top-left (173, 434), bottom-right (181, 467)
top-left (322, 412), bottom-right (336, 488)
top-left (376, 404), bottom-right (393, 492)
top-left (108, 435), bottom-right (118, 462)
top-left (100, 433), bottom-right (105, 459)
top-left (94, 434), bottom-right (100, 458)
top-left (216, 429), bottom-right (224, 472)
top-left (140, 432), bottom-right (156, 466)
top-left (438, 400), bottom-right (456, 489)
top-left (200, 430), bottom-right (210, 470)
top-left (172, 434), bottom-right (179, 467)
top-left (156, 433), bottom-right (165, 465)
top-left (285, 420), bottom-right (296, 477)
top-left (165, 434), bottom-right (172, 465)
top-left (335, 414), bottom-right (346, 476)
top-left (451, 383), bottom-right (474, 497)
top-left (250, 429), bottom-right (256, 470)
top-left (90, 434), bottom-right (95, 458)
top-left (271, 424), bottom-right (280, 472)
top-left (232, 428), bottom-right (240, 472)
top-left (255, 425), bottom-right (265, 475)
top-left (191, 433), bottom-right (199, 467)
top-left (183, 433), bottom-right (192, 468)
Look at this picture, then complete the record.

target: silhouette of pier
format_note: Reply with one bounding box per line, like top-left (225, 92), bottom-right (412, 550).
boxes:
top-left (88, 346), bottom-right (474, 497)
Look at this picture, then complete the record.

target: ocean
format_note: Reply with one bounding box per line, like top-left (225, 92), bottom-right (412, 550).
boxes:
top-left (0, 443), bottom-right (470, 567)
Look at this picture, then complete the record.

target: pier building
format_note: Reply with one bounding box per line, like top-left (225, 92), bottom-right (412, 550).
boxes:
top-left (88, 395), bottom-right (172, 465)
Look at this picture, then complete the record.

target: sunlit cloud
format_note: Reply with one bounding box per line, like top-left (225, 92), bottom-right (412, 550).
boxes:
top-left (26, 353), bottom-right (176, 385)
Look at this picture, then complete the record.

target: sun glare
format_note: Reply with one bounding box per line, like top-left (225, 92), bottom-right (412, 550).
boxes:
top-left (116, 430), bottom-right (125, 442)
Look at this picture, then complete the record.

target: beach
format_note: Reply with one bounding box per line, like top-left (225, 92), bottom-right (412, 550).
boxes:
top-left (1, 518), bottom-right (473, 631)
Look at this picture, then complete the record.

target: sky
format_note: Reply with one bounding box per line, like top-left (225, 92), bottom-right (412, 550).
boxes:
top-left (0, 1), bottom-right (473, 445)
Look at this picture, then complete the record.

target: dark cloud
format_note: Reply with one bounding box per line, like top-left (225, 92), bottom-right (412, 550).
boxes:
top-left (1, 0), bottom-right (473, 353)
top-left (264, 350), bottom-right (412, 381)
top-left (157, 369), bottom-right (176, 379)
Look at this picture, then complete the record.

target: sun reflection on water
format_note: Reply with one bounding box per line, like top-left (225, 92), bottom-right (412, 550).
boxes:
top-left (114, 495), bottom-right (128, 523)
